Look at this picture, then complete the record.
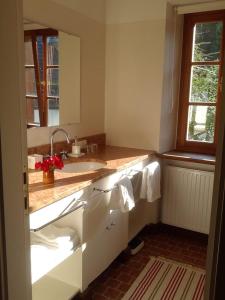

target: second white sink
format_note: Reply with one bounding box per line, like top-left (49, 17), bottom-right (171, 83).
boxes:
top-left (59, 161), bottom-right (106, 173)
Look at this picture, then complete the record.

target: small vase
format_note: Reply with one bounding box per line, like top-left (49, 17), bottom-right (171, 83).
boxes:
top-left (43, 170), bottom-right (54, 184)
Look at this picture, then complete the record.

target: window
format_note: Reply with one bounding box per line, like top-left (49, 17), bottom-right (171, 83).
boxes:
top-left (177, 11), bottom-right (225, 154)
top-left (24, 29), bottom-right (59, 127)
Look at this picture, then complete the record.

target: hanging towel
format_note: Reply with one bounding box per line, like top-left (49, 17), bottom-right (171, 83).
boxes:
top-left (30, 224), bottom-right (80, 251)
top-left (140, 161), bottom-right (161, 202)
top-left (130, 171), bottom-right (143, 202)
top-left (110, 177), bottom-right (135, 212)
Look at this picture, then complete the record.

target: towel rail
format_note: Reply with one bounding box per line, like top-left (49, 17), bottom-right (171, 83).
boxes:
top-left (30, 202), bottom-right (85, 232)
top-left (92, 170), bottom-right (141, 194)
top-left (93, 186), bottom-right (118, 194)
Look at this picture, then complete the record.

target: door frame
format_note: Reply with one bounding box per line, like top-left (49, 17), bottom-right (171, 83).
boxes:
top-left (0, 0), bottom-right (31, 299)
top-left (0, 133), bottom-right (8, 300)
top-left (1, 1), bottom-right (225, 299)
top-left (205, 38), bottom-right (225, 299)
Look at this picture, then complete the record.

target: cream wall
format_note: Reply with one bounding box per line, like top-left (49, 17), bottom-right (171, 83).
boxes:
top-left (105, 0), bottom-right (168, 151)
top-left (159, 3), bottom-right (183, 153)
top-left (24, 0), bottom-right (105, 147)
top-left (50, 0), bottom-right (106, 23)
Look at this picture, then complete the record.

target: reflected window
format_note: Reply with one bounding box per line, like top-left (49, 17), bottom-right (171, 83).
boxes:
top-left (24, 29), bottom-right (59, 127)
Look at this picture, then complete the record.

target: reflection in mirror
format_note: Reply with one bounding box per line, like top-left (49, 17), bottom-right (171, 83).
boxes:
top-left (25, 29), bottom-right (59, 127)
top-left (24, 24), bottom-right (80, 128)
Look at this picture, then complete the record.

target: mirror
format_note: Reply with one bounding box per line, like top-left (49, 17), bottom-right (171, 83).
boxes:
top-left (24, 22), bottom-right (80, 127)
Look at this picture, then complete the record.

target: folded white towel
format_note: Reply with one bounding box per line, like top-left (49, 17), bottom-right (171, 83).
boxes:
top-left (30, 224), bottom-right (79, 251)
top-left (140, 161), bottom-right (161, 202)
top-left (31, 244), bottom-right (73, 283)
top-left (110, 177), bottom-right (135, 213)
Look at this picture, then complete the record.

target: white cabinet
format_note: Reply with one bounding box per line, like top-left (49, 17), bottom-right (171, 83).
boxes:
top-left (30, 156), bottom-right (154, 297)
top-left (30, 171), bottom-right (129, 294)
top-left (82, 156), bottom-right (153, 289)
top-left (82, 175), bottom-right (128, 289)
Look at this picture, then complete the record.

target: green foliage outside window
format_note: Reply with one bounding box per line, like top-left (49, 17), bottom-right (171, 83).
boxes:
top-left (188, 22), bottom-right (222, 142)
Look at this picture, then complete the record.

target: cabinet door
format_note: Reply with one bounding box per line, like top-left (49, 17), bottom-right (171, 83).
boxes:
top-left (83, 193), bottom-right (109, 288)
top-left (106, 210), bottom-right (128, 266)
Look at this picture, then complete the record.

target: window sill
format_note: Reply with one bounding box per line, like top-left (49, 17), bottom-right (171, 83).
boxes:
top-left (159, 151), bottom-right (216, 165)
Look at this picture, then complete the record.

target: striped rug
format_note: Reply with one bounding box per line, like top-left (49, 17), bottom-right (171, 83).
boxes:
top-left (122, 257), bottom-right (205, 300)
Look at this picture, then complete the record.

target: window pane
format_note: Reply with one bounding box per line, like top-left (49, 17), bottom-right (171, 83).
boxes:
top-left (25, 68), bottom-right (37, 96)
top-left (47, 68), bottom-right (59, 96)
top-left (37, 36), bottom-right (44, 81)
top-left (190, 65), bottom-right (219, 103)
top-left (187, 105), bottom-right (216, 143)
top-left (47, 36), bottom-right (59, 66)
top-left (193, 21), bottom-right (223, 62)
top-left (26, 98), bottom-right (40, 125)
top-left (48, 98), bottom-right (59, 126)
top-left (24, 39), bottom-right (34, 65)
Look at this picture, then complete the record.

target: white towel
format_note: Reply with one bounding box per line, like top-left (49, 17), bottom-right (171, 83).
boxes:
top-left (110, 177), bottom-right (135, 213)
top-left (130, 171), bottom-right (143, 202)
top-left (30, 244), bottom-right (74, 283)
top-left (30, 224), bottom-right (79, 251)
top-left (140, 161), bottom-right (161, 202)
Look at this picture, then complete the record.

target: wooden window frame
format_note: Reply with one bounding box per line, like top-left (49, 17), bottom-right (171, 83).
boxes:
top-left (176, 11), bottom-right (225, 155)
top-left (24, 29), bottom-right (58, 127)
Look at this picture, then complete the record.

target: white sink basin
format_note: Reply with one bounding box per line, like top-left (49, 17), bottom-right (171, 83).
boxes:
top-left (59, 161), bottom-right (106, 173)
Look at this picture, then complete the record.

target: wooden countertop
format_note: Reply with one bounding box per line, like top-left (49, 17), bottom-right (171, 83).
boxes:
top-left (29, 146), bottom-right (154, 213)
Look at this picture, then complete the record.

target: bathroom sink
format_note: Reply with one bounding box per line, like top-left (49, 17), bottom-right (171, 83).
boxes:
top-left (59, 161), bottom-right (107, 173)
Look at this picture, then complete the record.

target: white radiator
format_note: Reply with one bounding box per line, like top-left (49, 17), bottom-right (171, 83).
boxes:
top-left (162, 165), bottom-right (214, 234)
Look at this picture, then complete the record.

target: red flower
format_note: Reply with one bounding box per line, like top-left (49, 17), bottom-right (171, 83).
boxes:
top-left (35, 155), bottom-right (64, 172)
top-left (35, 162), bottom-right (42, 169)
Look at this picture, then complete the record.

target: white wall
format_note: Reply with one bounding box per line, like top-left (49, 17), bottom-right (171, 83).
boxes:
top-left (24, 0), bottom-right (105, 147)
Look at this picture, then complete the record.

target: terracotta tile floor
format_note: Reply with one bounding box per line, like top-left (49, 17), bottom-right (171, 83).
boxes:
top-left (84, 224), bottom-right (208, 300)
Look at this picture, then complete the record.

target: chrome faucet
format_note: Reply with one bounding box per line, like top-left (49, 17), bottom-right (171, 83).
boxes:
top-left (50, 128), bottom-right (70, 157)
